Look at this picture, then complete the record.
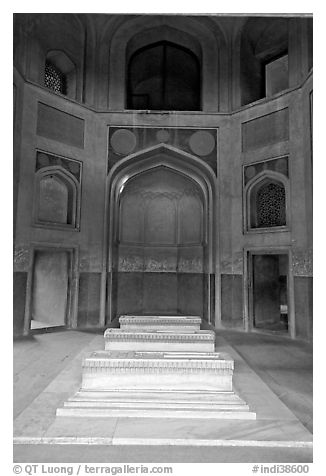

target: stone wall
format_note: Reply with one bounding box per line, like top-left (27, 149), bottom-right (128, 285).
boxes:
top-left (13, 15), bottom-right (313, 340)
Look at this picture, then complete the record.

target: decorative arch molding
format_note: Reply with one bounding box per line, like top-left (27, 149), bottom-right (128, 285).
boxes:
top-left (126, 25), bottom-right (202, 64)
top-left (33, 166), bottom-right (80, 230)
top-left (100, 143), bottom-right (218, 324)
top-left (244, 170), bottom-right (290, 233)
top-left (105, 16), bottom-right (222, 111)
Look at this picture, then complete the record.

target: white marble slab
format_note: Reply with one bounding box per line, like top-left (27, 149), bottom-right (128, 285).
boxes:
top-left (119, 315), bottom-right (201, 331)
top-left (77, 350), bottom-right (234, 392)
top-left (104, 328), bottom-right (215, 352)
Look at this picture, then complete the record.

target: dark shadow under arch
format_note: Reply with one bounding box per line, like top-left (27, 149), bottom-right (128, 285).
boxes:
top-left (127, 41), bottom-right (201, 111)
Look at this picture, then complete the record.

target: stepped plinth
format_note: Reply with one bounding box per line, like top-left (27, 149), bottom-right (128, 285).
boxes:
top-left (104, 328), bottom-right (215, 352)
top-left (119, 315), bottom-right (201, 331)
top-left (79, 350), bottom-right (233, 391)
top-left (57, 314), bottom-right (256, 420)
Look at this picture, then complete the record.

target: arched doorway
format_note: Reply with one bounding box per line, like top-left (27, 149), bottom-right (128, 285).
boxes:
top-left (102, 145), bottom-right (217, 325)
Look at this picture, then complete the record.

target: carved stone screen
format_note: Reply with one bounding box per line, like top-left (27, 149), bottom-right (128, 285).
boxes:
top-left (115, 167), bottom-right (205, 316)
top-left (44, 60), bottom-right (67, 95)
top-left (255, 182), bottom-right (286, 228)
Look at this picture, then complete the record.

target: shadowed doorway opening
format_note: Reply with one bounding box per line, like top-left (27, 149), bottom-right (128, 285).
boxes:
top-left (252, 254), bottom-right (289, 334)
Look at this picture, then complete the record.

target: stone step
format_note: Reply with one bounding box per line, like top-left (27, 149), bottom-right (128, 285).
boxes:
top-left (57, 406), bottom-right (256, 420)
top-left (104, 328), bottom-right (215, 352)
top-left (119, 315), bottom-right (201, 331)
top-left (68, 389), bottom-right (243, 403)
top-left (63, 400), bottom-right (249, 411)
top-left (57, 386), bottom-right (255, 419)
top-left (81, 350), bottom-right (234, 392)
top-left (64, 401), bottom-right (249, 411)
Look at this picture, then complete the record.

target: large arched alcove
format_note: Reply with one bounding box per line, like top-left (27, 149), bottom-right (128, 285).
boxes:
top-left (127, 41), bottom-right (201, 111)
top-left (105, 16), bottom-right (223, 111)
top-left (101, 144), bottom-right (218, 325)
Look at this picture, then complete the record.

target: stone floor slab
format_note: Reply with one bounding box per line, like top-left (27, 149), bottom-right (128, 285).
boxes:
top-left (13, 329), bottom-right (313, 457)
top-left (13, 444), bottom-right (313, 463)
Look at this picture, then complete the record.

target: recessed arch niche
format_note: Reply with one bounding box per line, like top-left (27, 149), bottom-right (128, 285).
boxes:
top-left (127, 41), bottom-right (201, 111)
top-left (33, 166), bottom-right (80, 229)
top-left (239, 17), bottom-right (289, 105)
top-left (244, 170), bottom-right (289, 232)
top-left (106, 16), bottom-right (222, 111)
top-left (102, 144), bottom-right (217, 325)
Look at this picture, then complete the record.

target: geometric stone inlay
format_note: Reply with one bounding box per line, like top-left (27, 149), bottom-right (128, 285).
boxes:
top-left (111, 129), bottom-right (137, 155)
top-left (108, 127), bottom-right (218, 176)
top-left (36, 151), bottom-right (81, 182)
top-left (245, 165), bottom-right (256, 180)
top-left (189, 131), bottom-right (215, 156)
top-left (244, 156), bottom-right (289, 185)
top-left (274, 157), bottom-right (288, 175)
top-left (156, 129), bottom-right (170, 142)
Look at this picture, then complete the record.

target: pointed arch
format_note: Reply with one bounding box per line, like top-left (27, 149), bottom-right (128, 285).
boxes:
top-left (127, 40), bottom-right (201, 111)
top-left (106, 16), bottom-right (221, 111)
top-left (100, 144), bottom-right (218, 325)
top-left (34, 166), bottom-right (80, 230)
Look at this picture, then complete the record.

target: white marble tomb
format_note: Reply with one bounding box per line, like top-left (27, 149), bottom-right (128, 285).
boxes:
top-left (119, 315), bottom-right (201, 331)
top-left (57, 315), bottom-right (256, 419)
top-left (104, 328), bottom-right (215, 352)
